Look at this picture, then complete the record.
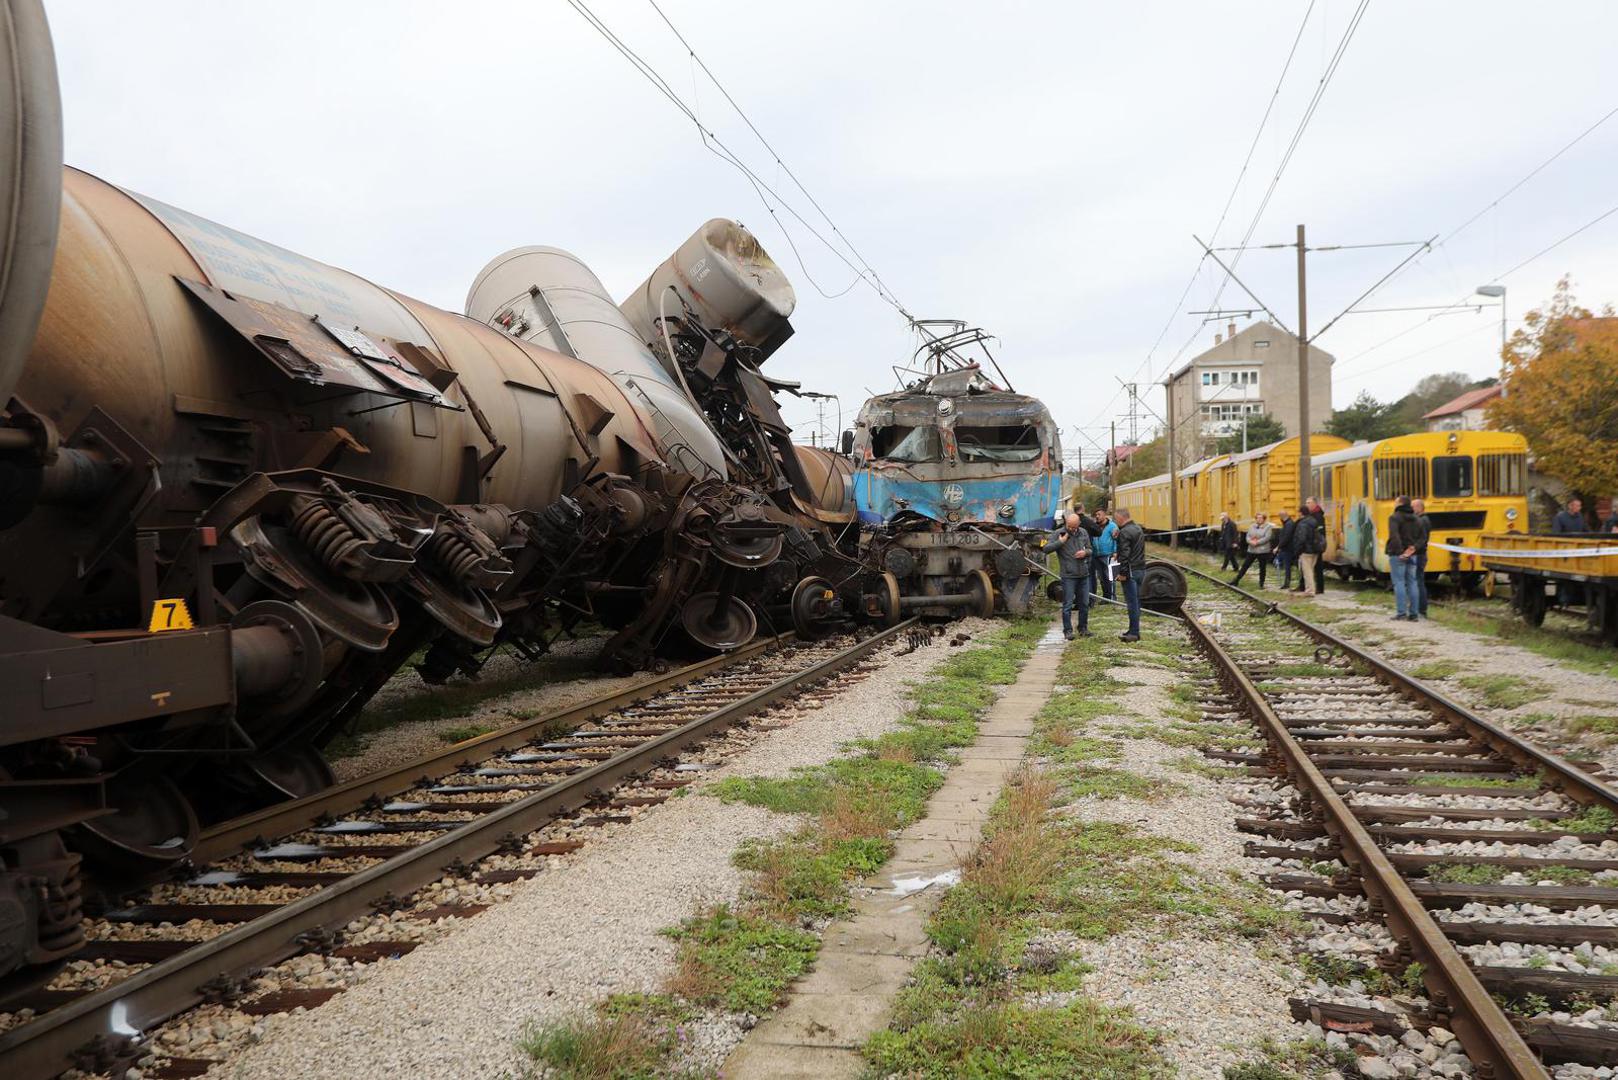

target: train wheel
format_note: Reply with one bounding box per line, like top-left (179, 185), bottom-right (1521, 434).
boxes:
top-left (1520, 577), bottom-right (1548, 627)
top-left (681, 592), bottom-right (758, 650)
top-left (1482, 572), bottom-right (1496, 599)
top-left (1140, 560), bottom-right (1189, 615)
top-left (72, 774), bottom-right (198, 879)
top-left (238, 746), bottom-right (337, 802)
top-left (968, 569), bottom-right (995, 618)
top-left (1335, 565), bottom-right (1351, 581)
top-left (789, 575), bottom-right (836, 639)
top-left (878, 572), bottom-right (902, 628)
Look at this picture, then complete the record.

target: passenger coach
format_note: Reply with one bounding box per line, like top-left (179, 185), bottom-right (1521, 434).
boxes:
top-left (1311, 430), bottom-right (1528, 590)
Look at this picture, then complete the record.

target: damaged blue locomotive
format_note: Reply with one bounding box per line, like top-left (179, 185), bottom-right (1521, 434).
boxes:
top-left (849, 325), bottom-right (1061, 621)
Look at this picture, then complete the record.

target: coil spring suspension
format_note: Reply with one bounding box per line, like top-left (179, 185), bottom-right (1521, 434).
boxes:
top-left (289, 496), bottom-right (366, 576)
top-left (423, 529), bottom-right (482, 585)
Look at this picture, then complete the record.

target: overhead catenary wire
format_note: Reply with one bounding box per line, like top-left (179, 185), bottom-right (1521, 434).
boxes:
top-left (644, 0), bottom-right (910, 321)
top-left (1118, 0), bottom-right (1370, 432)
top-left (1334, 101), bottom-right (1618, 359)
top-left (1118, 0), bottom-right (1320, 397)
top-left (565, 0), bottom-right (916, 321)
top-left (1337, 196), bottom-right (1618, 372)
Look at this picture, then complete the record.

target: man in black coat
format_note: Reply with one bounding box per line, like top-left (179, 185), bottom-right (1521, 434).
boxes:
top-left (1386, 497), bottom-right (1420, 620)
top-left (1218, 512), bottom-right (1240, 571)
top-left (1552, 497), bottom-right (1586, 606)
top-left (1292, 507), bottom-right (1320, 595)
top-left (1306, 497), bottom-right (1328, 594)
top-left (1274, 509), bottom-right (1298, 590)
top-left (1114, 509), bottom-right (1147, 642)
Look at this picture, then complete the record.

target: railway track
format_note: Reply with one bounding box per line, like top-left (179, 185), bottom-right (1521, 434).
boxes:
top-left (0, 621), bottom-right (917, 1080)
top-left (1178, 565), bottom-right (1618, 1079)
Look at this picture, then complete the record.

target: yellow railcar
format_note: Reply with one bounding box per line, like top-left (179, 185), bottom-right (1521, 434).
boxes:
top-left (1115, 433), bottom-right (1345, 543)
top-left (1114, 471), bottom-right (1174, 532)
top-left (1311, 430), bottom-right (1528, 586)
top-left (1175, 455), bottom-right (1227, 534)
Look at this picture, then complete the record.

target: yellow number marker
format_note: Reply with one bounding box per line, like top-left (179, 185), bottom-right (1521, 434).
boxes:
top-left (147, 598), bottom-right (195, 633)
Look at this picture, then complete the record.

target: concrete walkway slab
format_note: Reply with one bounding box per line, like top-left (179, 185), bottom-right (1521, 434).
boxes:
top-left (722, 623), bottom-right (1063, 1080)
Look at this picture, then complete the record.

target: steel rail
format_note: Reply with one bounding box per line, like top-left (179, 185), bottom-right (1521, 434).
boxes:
top-left (0, 621), bottom-right (915, 1080)
top-left (1181, 610), bottom-right (1548, 1078)
top-left (193, 632), bottom-right (787, 863)
top-left (1178, 562), bottom-right (1618, 812)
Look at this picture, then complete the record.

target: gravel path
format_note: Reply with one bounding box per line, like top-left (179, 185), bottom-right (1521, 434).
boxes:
top-left (1050, 654), bottom-right (1300, 1078)
top-left (202, 627), bottom-right (989, 1080)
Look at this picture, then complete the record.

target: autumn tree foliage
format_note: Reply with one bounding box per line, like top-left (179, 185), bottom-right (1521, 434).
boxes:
top-left (1489, 279), bottom-right (1618, 504)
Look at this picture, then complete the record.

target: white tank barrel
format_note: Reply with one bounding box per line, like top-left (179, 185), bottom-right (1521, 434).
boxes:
top-left (620, 219), bottom-right (796, 359)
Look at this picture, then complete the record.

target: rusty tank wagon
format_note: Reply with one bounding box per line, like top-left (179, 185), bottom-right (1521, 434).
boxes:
top-left (850, 324), bottom-right (1062, 621)
top-left (0, 1), bottom-right (872, 994)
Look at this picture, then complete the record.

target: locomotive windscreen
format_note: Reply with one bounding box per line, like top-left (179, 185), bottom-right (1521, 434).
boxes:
top-left (872, 425), bottom-right (941, 463)
top-left (955, 424), bottom-right (1041, 463)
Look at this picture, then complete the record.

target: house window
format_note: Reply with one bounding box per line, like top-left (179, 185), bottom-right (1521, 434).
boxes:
top-left (1254, 340), bottom-right (1270, 349)
top-left (1201, 372), bottom-right (1211, 386)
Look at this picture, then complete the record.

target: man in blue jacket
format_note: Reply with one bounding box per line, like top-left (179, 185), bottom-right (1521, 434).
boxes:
top-left (1090, 507), bottom-right (1118, 601)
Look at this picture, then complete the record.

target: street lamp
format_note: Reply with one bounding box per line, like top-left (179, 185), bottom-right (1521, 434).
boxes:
top-left (1475, 284), bottom-right (1507, 394)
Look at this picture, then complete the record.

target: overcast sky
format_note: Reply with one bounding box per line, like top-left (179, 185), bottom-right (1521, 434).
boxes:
top-left (43, 1), bottom-right (1618, 457)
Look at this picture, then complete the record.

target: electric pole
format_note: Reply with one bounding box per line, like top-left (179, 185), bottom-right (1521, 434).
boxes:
top-left (1189, 226), bottom-right (1431, 507)
top-left (1164, 376), bottom-right (1178, 550)
top-left (1109, 420), bottom-right (1117, 510)
top-left (1296, 223), bottom-right (1311, 502)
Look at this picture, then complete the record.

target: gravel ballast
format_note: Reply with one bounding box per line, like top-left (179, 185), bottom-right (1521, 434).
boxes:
top-left (196, 626), bottom-right (992, 1080)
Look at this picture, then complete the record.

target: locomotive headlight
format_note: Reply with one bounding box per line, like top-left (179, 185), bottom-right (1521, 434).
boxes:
top-left (1505, 507), bottom-right (1518, 522)
top-left (999, 503), bottom-right (1016, 519)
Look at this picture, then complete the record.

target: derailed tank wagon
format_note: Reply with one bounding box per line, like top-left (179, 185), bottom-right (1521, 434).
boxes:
top-left (849, 327), bottom-right (1061, 621)
top-left (0, 2), bottom-right (873, 992)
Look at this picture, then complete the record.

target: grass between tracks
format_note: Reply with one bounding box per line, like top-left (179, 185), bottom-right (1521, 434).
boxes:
top-left (862, 625), bottom-right (1301, 1079)
top-left (517, 614), bottom-right (1050, 1079)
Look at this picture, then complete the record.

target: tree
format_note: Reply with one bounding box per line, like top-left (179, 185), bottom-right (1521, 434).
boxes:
top-left (1390, 371), bottom-right (1479, 432)
top-left (1325, 391), bottom-right (1402, 442)
top-left (1214, 412), bottom-right (1286, 455)
top-left (1112, 435), bottom-right (1167, 485)
top-left (1489, 278), bottom-right (1618, 506)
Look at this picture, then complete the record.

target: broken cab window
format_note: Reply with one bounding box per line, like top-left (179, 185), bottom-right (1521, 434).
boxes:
top-left (954, 425), bottom-right (1041, 463)
top-left (873, 425), bottom-right (942, 463)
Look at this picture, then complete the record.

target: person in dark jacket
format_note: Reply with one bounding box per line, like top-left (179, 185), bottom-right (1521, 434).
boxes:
top-left (1293, 507), bottom-right (1320, 596)
top-left (1217, 512), bottom-right (1240, 571)
top-left (1306, 497), bottom-right (1327, 594)
top-left (1114, 508), bottom-right (1146, 642)
top-left (1386, 497), bottom-right (1420, 620)
top-left (1552, 497), bottom-right (1586, 606)
top-left (1606, 504), bottom-right (1618, 533)
top-left (1411, 497), bottom-right (1433, 618)
top-left (1553, 497), bottom-right (1586, 534)
top-left (1042, 512), bottom-right (1092, 640)
top-left (1274, 510), bottom-right (1297, 590)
